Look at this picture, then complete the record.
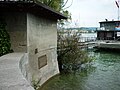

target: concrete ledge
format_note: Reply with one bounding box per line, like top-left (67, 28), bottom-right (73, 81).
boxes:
top-left (97, 42), bottom-right (120, 49)
top-left (0, 53), bottom-right (34, 90)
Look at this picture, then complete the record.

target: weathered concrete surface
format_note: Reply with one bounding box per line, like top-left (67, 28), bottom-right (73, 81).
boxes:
top-left (0, 53), bottom-right (34, 90)
top-left (27, 13), bottom-right (59, 86)
top-left (1, 12), bottom-right (60, 88)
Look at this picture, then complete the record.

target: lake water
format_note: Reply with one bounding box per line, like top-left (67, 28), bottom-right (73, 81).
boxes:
top-left (39, 50), bottom-right (120, 90)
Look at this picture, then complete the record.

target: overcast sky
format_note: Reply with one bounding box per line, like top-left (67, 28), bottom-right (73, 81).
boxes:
top-left (65, 0), bottom-right (119, 27)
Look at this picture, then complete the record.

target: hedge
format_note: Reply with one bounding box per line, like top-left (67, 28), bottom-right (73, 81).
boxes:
top-left (0, 18), bottom-right (12, 56)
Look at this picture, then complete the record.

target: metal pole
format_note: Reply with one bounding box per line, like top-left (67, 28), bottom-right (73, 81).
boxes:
top-left (117, 1), bottom-right (119, 40)
top-left (118, 7), bottom-right (119, 20)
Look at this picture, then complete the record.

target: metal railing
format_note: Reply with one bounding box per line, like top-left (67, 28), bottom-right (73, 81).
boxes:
top-left (79, 37), bottom-right (97, 42)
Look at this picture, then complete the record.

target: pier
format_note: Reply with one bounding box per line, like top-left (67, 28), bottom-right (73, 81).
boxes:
top-left (78, 37), bottom-right (120, 50)
top-left (95, 40), bottom-right (120, 50)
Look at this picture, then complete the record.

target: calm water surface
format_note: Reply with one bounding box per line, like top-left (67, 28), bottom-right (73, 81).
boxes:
top-left (39, 50), bottom-right (120, 90)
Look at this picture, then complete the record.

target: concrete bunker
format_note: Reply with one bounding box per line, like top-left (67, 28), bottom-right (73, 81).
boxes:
top-left (0, 0), bottom-right (66, 87)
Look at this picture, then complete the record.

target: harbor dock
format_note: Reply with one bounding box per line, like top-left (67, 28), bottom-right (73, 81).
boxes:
top-left (94, 41), bottom-right (120, 50)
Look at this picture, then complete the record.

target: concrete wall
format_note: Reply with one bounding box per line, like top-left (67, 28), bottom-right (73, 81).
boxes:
top-left (27, 13), bottom-right (59, 85)
top-left (2, 12), bottom-right (27, 52)
top-left (19, 53), bottom-right (29, 81)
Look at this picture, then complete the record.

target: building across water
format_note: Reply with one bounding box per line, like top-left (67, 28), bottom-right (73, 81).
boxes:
top-left (95, 20), bottom-right (120, 51)
top-left (97, 20), bottom-right (120, 40)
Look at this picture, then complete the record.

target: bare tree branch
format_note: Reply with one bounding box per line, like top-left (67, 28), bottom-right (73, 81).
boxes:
top-left (62, 0), bottom-right (68, 8)
top-left (63, 0), bottom-right (73, 10)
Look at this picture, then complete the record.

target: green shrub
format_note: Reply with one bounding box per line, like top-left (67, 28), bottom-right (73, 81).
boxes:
top-left (31, 75), bottom-right (41, 90)
top-left (57, 31), bottom-right (92, 73)
top-left (0, 18), bottom-right (12, 56)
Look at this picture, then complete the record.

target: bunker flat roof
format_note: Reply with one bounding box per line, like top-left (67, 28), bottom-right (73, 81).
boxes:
top-left (0, 0), bottom-right (67, 20)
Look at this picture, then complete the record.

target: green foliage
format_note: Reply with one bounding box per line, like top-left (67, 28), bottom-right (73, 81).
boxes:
top-left (37, 0), bottom-right (71, 17)
top-left (38, 0), bottom-right (63, 11)
top-left (57, 31), bottom-right (92, 73)
top-left (37, 0), bottom-right (72, 27)
top-left (31, 75), bottom-right (41, 90)
top-left (0, 19), bottom-right (12, 56)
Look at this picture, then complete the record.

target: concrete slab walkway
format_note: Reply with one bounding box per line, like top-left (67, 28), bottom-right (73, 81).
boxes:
top-left (0, 53), bottom-right (34, 90)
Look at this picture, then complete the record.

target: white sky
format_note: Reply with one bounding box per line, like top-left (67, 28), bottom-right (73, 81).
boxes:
top-left (65, 0), bottom-right (119, 27)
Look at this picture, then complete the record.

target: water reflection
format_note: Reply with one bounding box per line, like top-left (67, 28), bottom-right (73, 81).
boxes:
top-left (39, 50), bottom-right (120, 90)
